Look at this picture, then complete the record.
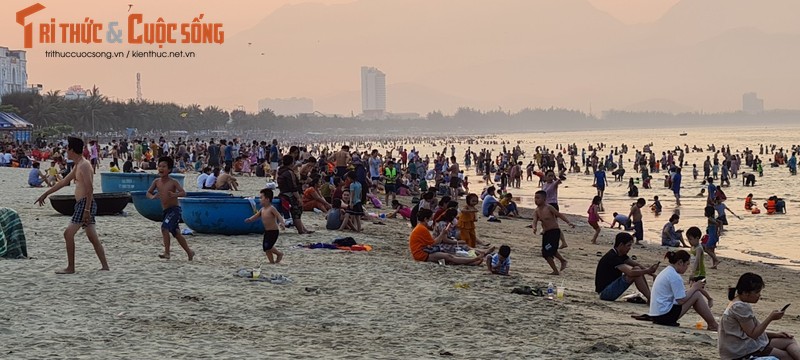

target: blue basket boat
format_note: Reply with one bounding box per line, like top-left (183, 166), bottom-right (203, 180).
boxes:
top-left (130, 191), bottom-right (233, 222)
top-left (180, 197), bottom-right (281, 235)
top-left (100, 172), bottom-right (185, 193)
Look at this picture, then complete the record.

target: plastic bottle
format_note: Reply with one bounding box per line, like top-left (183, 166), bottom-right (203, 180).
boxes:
top-left (546, 282), bottom-right (555, 300)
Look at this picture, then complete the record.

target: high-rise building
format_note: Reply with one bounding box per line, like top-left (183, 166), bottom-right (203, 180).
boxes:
top-left (742, 92), bottom-right (764, 114)
top-left (0, 47), bottom-right (28, 101)
top-left (361, 66), bottom-right (386, 118)
top-left (257, 97), bottom-right (314, 116)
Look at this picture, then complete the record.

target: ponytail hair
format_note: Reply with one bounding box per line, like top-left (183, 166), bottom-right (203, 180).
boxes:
top-left (728, 272), bottom-right (765, 301)
top-left (664, 250), bottom-right (691, 264)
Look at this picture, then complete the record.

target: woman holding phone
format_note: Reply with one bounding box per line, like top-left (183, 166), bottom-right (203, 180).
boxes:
top-left (719, 272), bottom-right (800, 360)
top-left (649, 250), bottom-right (718, 330)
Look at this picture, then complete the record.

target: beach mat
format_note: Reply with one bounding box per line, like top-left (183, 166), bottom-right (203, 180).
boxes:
top-left (0, 208), bottom-right (28, 259)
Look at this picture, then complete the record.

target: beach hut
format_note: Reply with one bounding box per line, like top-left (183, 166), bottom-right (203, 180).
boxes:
top-left (0, 112), bottom-right (34, 143)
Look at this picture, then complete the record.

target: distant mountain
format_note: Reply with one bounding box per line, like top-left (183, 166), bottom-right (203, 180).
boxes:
top-left (653, 0), bottom-right (800, 40)
top-left (60, 0), bottom-right (800, 118)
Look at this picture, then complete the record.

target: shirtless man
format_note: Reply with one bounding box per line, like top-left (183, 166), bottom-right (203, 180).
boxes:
top-left (333, 145), bottom-right (350, 179)
top-left (35, 137), bottom-right (109, 274)
top-left (532, 190), bottom-right (575, 275)
top-left (447, 156), bottom-right (460, 199)
top-left (215, 165), bottom-right (239, 190)
top-left (628, 198), bottom-right (646, 245)
top-left (147, 156), bottom-right (194, 260)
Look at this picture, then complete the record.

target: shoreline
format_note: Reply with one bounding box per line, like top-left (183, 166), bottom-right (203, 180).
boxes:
top-left (2, 167), bottom-right (800, 358)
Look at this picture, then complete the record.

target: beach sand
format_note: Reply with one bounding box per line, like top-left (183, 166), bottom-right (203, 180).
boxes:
top-left (2, 166), bottom-right (800, 359)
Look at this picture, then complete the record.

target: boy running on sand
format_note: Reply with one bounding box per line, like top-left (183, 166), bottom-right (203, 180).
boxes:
top-left (147, 157), bottom-right (194, 260)
top-left (246, 189), bottom-right (286, 263)
top-left (35, 137), bottom-right (109, 274)
top-left (532, 190), bottom-right (575, 275)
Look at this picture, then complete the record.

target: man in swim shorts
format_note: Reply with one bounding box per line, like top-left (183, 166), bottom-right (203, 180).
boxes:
top-left (532, 190), bottom-right (575, 275)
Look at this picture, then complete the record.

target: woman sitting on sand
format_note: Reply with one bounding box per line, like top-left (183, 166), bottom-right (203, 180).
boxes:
top-left (408, 209), bottom-right (482, 266)
top-left (302, 178), bottom-right (332, 213)
top-left (719, 272), bottom-right (800, 360)
top-left (649, 250), bottom-right (718, 331)
top-left (432, 209), bottom-right (495, 257)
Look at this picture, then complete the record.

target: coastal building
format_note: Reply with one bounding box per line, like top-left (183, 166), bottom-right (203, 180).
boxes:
top-left (361, 66), bottom-right (386, 119)
top-left (257, 97), bottom-right (313, 116)
top-left (64, 85), bottom-right (88, 100)
top-left (742, 92), bottom-right (764, 114)
top-left (0, 47), bottom-right (28, 101)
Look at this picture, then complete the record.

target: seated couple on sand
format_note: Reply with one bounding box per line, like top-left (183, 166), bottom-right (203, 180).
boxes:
top-left (596, 234), bottom-right (718, 331)
top-left (408, 208), bottom-right (490, 265)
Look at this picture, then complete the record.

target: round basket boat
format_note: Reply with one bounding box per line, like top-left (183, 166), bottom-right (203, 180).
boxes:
top-left (130, 191), bottom-right (233, 222)
top-left (180, 197), bottom-right (280, 235)
top-left (100, 172), bottom-right (185, 193)
top-left (49, 192), bottom-right (132, 216)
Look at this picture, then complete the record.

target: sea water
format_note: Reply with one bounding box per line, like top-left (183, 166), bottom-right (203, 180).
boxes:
top-left (386, 126), bottom-right (800, 267)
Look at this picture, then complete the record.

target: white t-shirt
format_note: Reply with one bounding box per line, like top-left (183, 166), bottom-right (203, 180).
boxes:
top-left (649, 265), bottom-right (686, 316)
top-left (197, 173), bottom-right (209, 189)
top-left (204, 174), bottom-right (217, 188)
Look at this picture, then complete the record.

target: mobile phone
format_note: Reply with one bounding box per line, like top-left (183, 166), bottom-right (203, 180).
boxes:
top-left (782, 304), bottom-right (791, 312)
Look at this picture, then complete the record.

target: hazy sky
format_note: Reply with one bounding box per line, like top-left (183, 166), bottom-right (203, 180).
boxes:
top-left (2, 0), bottom-right (795, 115)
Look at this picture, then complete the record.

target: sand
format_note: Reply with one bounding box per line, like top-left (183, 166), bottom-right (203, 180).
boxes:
top-left (2, 165), bottom-right (800, 359)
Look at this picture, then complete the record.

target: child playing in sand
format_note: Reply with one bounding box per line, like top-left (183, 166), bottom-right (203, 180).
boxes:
top-left (146, 157), bottom-right (195, 260)
top-left (532, 190), bottom-right (575, 275)
top-left (686, 226), bottom-right (705, 282)
top-left (588, 195), bottom-right (604, 244)
top-left (499, 193), bottom-right (519, 217)
top-left (35, 137), bottom-right (110, 274)
top-left (457, 193), bottom-right (479, 248)
top-left (387, 199), bottom-right (412, 220)
top-left (245, 189), bottom-right (286, 264)
top-left (326, 198), bottom-right (345, 230)
top-left (486, 245), bottom-right (511, 275)
top-left (704, 205), bottom-right (722, 269)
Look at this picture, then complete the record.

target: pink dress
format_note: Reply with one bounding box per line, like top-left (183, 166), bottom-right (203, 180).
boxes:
top-left (587, 204), bottom-right (600, 223)
top-left (398, 206), bottom-right (412, 219)
top-left (241, 158), bottom-right (251, 174)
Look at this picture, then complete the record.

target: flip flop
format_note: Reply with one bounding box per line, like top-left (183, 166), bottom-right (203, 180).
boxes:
top-left (631, 314), bottom-right (652, 321)
top-left (596, 251), bottom-right (603, 257)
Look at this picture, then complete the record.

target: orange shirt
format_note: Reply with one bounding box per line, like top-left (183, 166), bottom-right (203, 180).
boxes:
top-left (409, 224), bottom-right (434, 261)
top-left (457, 211), bottom-right (476, 230)
top-left (302, 187), bottom-right (317, 203)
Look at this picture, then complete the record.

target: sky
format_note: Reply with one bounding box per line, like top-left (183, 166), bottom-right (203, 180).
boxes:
top-left (3, 0), bottom-right (796, 116)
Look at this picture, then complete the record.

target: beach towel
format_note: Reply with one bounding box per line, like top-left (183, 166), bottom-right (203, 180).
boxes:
top-left (0, 208), bottom-right (28, 259)
top-left (304, 242), bottom-right (373, 251)
top-left (332, 237), bottom-right (357, 247)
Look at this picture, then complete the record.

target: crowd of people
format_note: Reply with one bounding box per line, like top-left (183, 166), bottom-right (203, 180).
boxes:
top-left (7, 131), bottom-right (800, 359)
